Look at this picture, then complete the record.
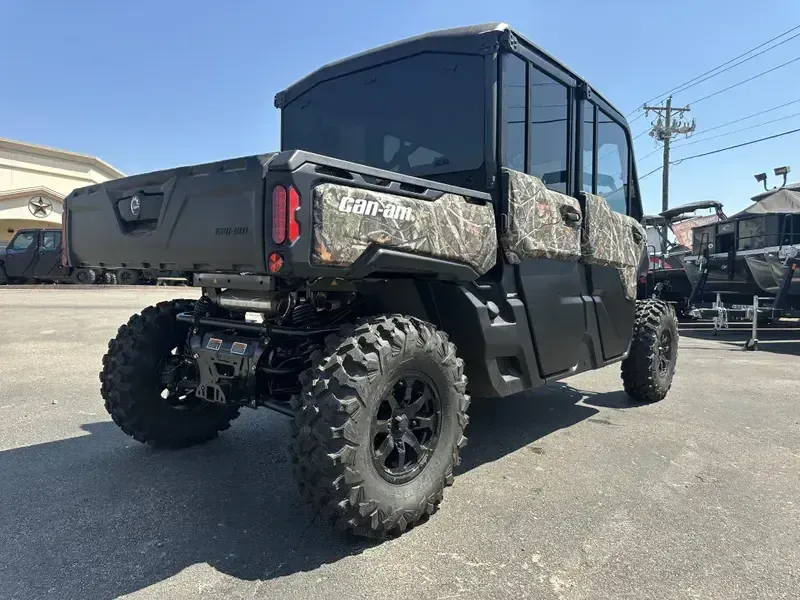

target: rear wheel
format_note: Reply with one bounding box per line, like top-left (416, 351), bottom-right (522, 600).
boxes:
top-left (71, 268), bottom-right (96, 284)
top-left (621, 299), bottom-right (679, 403)
top-left (289, 315), bottom-right (469, 538)
top-left (100, 299), bottom-right (240, 448)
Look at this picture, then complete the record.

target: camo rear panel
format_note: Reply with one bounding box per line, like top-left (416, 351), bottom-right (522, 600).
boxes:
top-left (500, 169), bottom-right (583, 264)
top-left (310, 183), bottom-right (498, 274)
top-left (581, 192), bottom-right (647, 299)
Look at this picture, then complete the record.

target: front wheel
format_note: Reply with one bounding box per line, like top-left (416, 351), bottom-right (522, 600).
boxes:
top-left (621, 299), bottom-right (679, 403)
top-left (100, 299), bottom-right (240, 447)
top-left (289, 315), bottom-right (470, 538)
top-left (0, 264), bottom-right (7, 285)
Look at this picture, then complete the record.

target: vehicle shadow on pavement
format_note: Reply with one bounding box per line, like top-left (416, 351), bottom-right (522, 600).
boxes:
top-left (458, 382), bottom-right (606, 471)
top-left (0, 383), bottom-right (623, 599)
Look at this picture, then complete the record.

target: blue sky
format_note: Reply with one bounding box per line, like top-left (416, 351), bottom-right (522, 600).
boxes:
top-left (3, 0), bottom-right (800, 215)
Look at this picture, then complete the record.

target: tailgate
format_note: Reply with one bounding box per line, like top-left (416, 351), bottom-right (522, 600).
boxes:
top-left (64, 154), bottom-right (275, 272)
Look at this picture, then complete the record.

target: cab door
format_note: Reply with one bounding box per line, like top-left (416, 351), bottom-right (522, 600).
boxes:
top-left (500, 52), bottom-right (590, 379)
top-left (33, 231), bottom-right (65, 278)
top-left (578, 98), bottom-right (643, 361)
top-left (5, 231), bottom-right (39, 278)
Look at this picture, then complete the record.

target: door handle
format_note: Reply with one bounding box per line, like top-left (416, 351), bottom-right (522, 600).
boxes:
top-left (560, 205), bottom-right (582, 227)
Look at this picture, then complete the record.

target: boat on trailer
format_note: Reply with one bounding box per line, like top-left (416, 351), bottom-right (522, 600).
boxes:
top-left (681, 185), bottom-right (800, 311)
top-left (638, 200), bottom-right (726, 316)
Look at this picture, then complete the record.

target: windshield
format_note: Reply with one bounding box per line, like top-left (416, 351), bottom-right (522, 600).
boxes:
top-left (281, 52), bottom-right (486, 186)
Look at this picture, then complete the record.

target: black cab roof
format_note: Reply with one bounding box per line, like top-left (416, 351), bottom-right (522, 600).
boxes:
top-left (275, 22), bottom-right (626, 123)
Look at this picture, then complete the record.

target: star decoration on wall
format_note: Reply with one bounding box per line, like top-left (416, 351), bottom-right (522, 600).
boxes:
top-left (29, 196), bottom-right (53, 218)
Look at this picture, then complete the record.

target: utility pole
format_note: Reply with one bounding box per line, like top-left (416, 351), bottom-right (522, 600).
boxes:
top-left (643, 96), bottom-right (696, 213)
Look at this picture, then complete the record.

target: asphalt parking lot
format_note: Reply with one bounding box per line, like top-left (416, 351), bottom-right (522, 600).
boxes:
top-left (1, 288), bottom-right (799, 600)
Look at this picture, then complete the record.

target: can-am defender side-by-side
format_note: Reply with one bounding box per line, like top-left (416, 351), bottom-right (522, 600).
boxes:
top-left (62, 23), bottom-right (679, 538)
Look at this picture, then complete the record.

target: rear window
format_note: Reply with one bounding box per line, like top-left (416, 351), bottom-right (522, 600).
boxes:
top-left (281, 52), bottom-right (485, 182)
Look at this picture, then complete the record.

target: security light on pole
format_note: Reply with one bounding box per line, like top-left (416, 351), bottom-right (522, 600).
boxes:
top-left (774, 165), bottom-right (791, 188)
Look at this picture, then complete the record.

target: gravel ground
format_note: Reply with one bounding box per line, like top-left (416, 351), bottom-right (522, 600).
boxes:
top-left (1, 288), bottom-right (798, 600)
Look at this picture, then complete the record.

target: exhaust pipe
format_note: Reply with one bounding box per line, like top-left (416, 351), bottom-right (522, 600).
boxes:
top-left (215, 290), bottom-right (283, 314)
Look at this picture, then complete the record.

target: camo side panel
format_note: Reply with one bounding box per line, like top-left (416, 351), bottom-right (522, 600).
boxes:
top-left (311, 183), bottom-right (498, 274)
top-left (500, 169), bottom-right (582, 264)
top-left (581, 192), bottom-right (647, 299)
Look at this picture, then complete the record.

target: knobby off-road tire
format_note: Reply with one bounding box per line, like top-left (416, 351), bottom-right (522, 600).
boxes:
top-left (100, 299), bottom-right (240, 448)
top-left (621, 299), bottom-right (679, 403)
top-left (289, 315), bottom-right (470, 539)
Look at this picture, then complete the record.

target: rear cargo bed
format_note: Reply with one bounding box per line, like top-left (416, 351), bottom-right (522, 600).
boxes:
top-left (64, 154), bottom-right (275, 273)
top-left (64, 150), bottom-right (497, 282)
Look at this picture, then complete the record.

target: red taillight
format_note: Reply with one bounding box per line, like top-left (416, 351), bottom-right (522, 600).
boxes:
top-left (272, 185), bottom-right (287, 244)
top-left (288, 186), bottom-right (300, 242)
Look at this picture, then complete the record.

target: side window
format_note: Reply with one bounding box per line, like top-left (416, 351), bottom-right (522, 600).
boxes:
top-left (502, 54), bottom-right (526, 173)
top-left (529, 66), bottom-right (569, 194)
top-left (596, 109), bottom-right (630, 214)
top-left (581, 100), bottom-right (595, 193)
top-left (42, 231), bottom-right (60, 250)
top-left (10, 232), bottom-right (35, 250)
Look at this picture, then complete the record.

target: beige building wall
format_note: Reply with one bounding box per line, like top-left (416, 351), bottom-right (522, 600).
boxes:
top-left (0, 138), bottom-right (124, 243)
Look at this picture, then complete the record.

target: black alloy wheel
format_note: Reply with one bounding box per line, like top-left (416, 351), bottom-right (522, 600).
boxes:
top-left (371, 373), bottom-right (442, 485)
top-left (657, 329), bottom-right (674, 377)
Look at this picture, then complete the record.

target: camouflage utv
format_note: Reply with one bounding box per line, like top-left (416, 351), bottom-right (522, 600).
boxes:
top-left (62, 23), bottom-right (678, 538)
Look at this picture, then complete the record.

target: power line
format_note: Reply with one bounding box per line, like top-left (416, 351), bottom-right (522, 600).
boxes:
top-left (671, 127), bottom-right (800, 164)
top-left (637, 146), bottom-right (663, 162)
top-left (672, 111), bottom-right (800, 148)
top-left (685, 98), bottom-right (800, 136)
top-left (670, 30), bottom-right (800, 98)
top-left (689, 54), bottom-right (800, 105)
top-left (638, 127), bottom-right (800, 179)
top-left (636, 98), bottom-right (800, 162)
top-left (639, 165), bottom-right (662, 180)
top-left (625, 23), bottom-right (800, 117)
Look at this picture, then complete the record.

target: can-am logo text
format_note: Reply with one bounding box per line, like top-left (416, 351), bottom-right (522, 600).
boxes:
top-left (337, 196), bottom-right (414, 222)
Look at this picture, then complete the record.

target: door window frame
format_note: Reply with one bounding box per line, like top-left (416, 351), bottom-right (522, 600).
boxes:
top-left (497, 46), bottom-right (643, 221)
top-left (9, 231), bottom-right (38, 251)
top-left (41, 231), bottom-right (61, 251)
top-left (498, 49), bottom-right (576, 198)
top-left (577, 91), bottom-right (642, 220)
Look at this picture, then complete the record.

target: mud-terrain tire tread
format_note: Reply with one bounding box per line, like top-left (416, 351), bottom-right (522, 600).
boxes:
top-left (100, 299), bottom-right (240, 448)
top-left (288, 314), bottom-right (469, 539)
top-left (621, 299), bottom-right (679, 403)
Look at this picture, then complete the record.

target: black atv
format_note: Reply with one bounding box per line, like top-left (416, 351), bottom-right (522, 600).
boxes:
top-left (62, 23), bottom-right (679, 539)
top-left (0, 228), bottom-right (97, 285)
